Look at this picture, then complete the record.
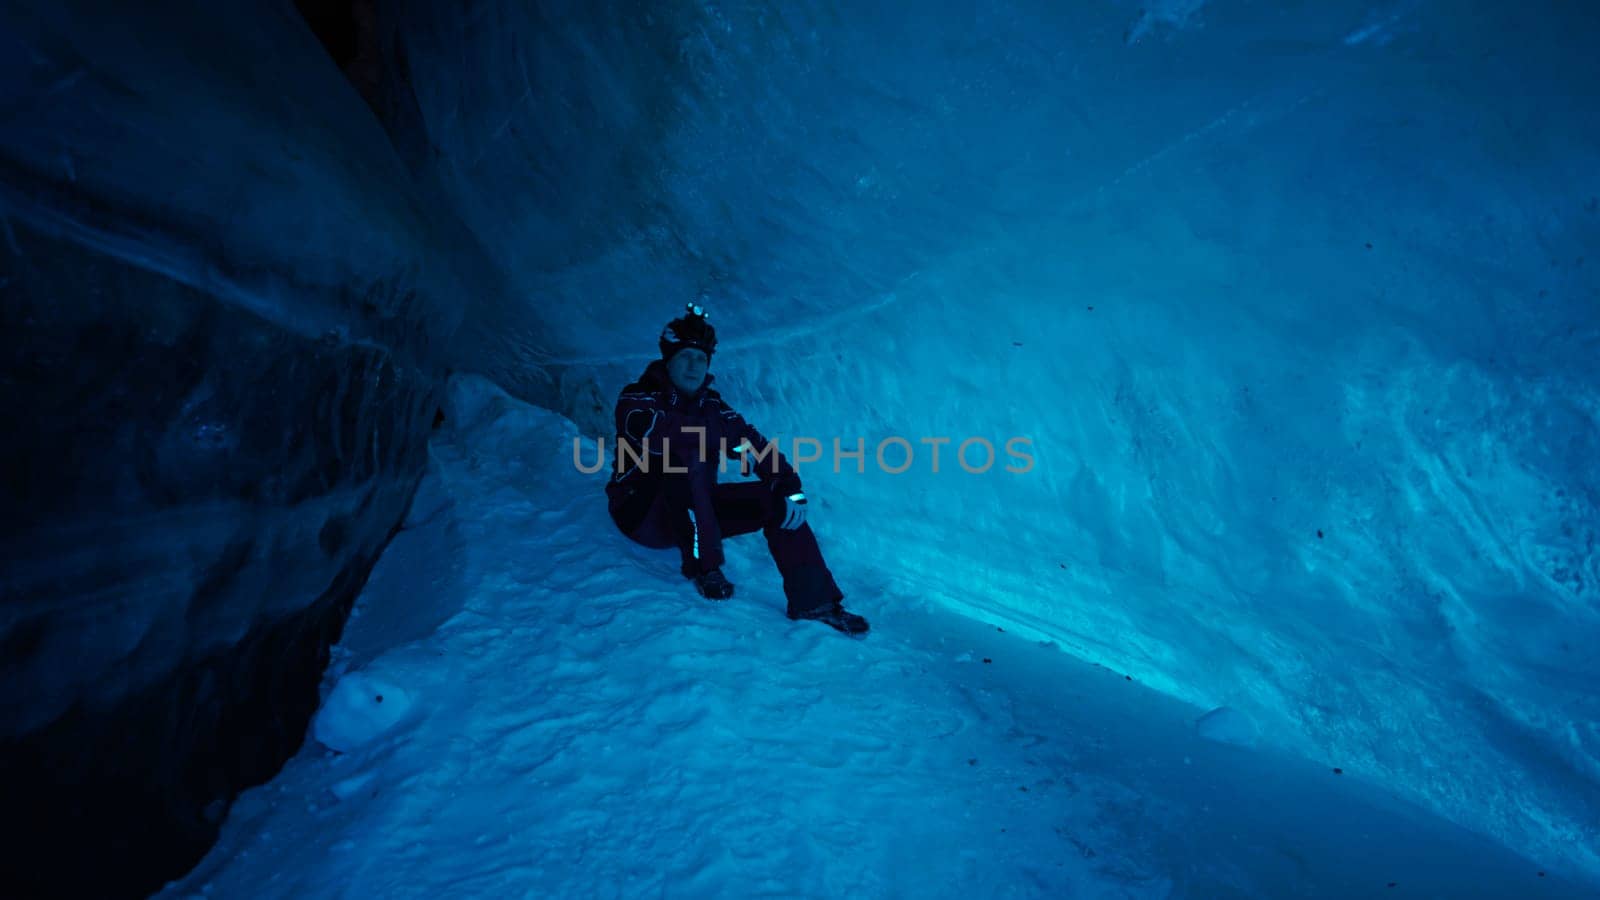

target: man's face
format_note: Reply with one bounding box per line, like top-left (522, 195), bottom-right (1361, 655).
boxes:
top-left (667, 348), bottom-right (709, 393)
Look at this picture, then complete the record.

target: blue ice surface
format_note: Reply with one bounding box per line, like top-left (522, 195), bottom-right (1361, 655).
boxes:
top-left (7, 0), bottom-right (1593, 888)
top-left (166, 379), bottom-right (1592, 897)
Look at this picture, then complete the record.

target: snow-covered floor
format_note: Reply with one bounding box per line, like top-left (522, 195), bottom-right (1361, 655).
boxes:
top-left (161, 378), bottom-right (1588, 898)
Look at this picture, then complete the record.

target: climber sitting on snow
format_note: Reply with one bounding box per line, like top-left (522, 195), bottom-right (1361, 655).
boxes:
top-left (604, 303), bottom-right (869, 635)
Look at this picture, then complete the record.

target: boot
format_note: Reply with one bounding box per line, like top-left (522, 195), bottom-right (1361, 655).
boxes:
top-left (685, 565), bottom-right (735, 600)
top-left (789, 601), bottom-right (870, 635)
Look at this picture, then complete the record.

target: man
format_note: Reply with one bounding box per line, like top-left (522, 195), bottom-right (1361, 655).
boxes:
top-left (604, 304), bottom-right (869, 635)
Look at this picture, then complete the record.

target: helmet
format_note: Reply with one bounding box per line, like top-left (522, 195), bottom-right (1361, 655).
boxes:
top-left (659, 302), bottom-right (718, 361)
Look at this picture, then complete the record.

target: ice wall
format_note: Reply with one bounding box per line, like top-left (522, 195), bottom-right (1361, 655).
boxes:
top-left (0, 2), bottom-right (484, 894)
top-left (2, 0), bottom-right (1595, 890)
top-left (385, 0), bottom-right (1600, 878)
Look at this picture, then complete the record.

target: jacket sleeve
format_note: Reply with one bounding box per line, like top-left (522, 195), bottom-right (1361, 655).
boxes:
top-left (716, 400), bottom-right (802, 494)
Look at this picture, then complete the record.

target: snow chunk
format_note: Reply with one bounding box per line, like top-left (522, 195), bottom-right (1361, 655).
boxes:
top-left (312, 670), bottom-right (414, 753)
top-left (1195, 706), bottom-right (1258, 748)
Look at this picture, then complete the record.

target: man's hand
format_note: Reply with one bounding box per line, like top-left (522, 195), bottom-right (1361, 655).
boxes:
top-left (780, 492), bottom-right (808, 530)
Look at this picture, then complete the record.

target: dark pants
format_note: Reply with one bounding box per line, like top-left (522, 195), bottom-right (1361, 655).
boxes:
top-left (611, 462), bottom-right (843, 617)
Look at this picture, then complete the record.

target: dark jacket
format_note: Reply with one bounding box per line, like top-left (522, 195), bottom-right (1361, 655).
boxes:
top-left (605, 360), bottom-right (800, 533)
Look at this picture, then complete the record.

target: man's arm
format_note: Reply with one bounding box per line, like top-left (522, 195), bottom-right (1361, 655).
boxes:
top-left (716, 400), bottom-right (801, 494)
